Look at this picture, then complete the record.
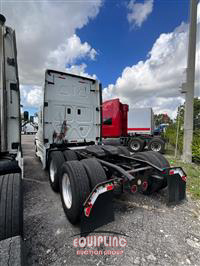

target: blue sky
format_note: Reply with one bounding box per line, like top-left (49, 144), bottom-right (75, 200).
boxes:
top-left (3, 0), bottom-right (199, 117)
top-left (77, 0), bottom-right (189, 88)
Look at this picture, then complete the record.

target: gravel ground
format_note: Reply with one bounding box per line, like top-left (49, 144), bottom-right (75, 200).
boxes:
top-left (23, 135), bottom-right (200, 266)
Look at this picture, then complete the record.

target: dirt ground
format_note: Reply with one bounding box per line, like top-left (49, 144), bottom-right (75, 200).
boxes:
top-left (23, 135), bottom-right (200, 266)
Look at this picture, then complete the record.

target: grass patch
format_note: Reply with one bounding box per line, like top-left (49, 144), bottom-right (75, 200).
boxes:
top-left (165, 153), bottom-right (200, 200)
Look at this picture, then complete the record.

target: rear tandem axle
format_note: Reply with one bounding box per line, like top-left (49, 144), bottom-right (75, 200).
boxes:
top-left (47, 145), bottom-right (186, 234)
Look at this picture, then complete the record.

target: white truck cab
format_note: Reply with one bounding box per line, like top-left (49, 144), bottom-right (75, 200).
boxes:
top-left (35, 69), bottom-right (102, 169)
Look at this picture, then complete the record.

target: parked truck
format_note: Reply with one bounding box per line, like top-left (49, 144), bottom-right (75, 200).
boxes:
top-left (128, 107), bottom-right (154, 135)
top-left (35, 70), bottom-right (186, 234)
top-left (102, 98), bottom-right (165, 153)
top-left (22, 122), bottom-right (38, 134)
top-left (0, 13), bottom-right (23, 255)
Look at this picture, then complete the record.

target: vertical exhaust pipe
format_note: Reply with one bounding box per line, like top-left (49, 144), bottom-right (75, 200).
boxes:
top-left (0, 14), bottom-right (7, 152)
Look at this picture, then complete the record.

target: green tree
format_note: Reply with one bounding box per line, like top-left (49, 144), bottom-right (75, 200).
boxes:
top-left (154, 113), bottom-right (173, 127)
top-left (166, 98), bottom-right (200, 161)
top-left (175, 97), bottom-right (200, 129)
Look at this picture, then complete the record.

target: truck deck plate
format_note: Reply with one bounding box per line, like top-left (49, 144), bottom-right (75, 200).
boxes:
top-left (86, 146), bottom-right (106, 157)
top-left (101, 145), bottom-right (118, 155)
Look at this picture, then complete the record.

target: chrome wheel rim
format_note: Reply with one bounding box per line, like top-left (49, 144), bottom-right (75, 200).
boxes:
top-left (62, 173), bottom-right (72, 209)
top-left (50, 161), bottom-right (56, 183)
top-left (130, 142), bottom-right (140, 151)
top-left (151, 142), bottom-right (161, 152)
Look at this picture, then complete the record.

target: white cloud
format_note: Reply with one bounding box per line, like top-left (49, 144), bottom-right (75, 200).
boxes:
top-left (3, 0), bottom-right (102, 107)
top-left (27, 87), bottom-right (43, 107)
top-left (3, 0), bottom-right (102, 85)
top-left (46, 34), bottom-right (97, 71)
top-left (66, 63), bottom-right (97, 79)
top-left (20, 85), bottom-right (43, 108)
top-left (103, 8), bottom-right (200, 119)
top-left (127, 0), bottom-right (154, 28)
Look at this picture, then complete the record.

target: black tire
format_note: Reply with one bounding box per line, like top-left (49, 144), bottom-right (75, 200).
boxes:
top-left (117, 146), bottom-right (130, 156)
top-left (132, 151), bottom-right (169, 194)
top-left (128, 138), bottom-right (145, 152)
top-left (63, 150), bottom-right (78, 161)
top-left (48, 151), bottom-right (65, 192)
top-left (0, 160), bottom-right (21, 175)
top-left (148, 138), bottom-right (165, 153)
top-left (81, 158), bottom-right (107, 189)
top-left (0, 173), bottom-right (23, 241)
top-left (145, 151), bottom-right (170, 168)
top-left (146, 151), bottom-right (169, 189)
top-left (60, 161), bottom-right (90, 224)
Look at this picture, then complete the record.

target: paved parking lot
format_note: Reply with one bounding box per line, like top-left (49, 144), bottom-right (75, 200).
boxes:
top-left (23, 135), bottom-right (200, 266)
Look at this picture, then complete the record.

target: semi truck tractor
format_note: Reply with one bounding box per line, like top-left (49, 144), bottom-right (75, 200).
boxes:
top-left (102, 98), bottom-right (165, 153)
top-left (0, 14), bottom-right (23, 263)
top-left (35, 70), bottom-right (186, 234)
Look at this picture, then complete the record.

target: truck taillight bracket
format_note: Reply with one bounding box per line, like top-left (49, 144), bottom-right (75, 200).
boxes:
top-left (160, 167), bottom-right (187, 205)
top-left (83, 178), bottom-right (119, 218)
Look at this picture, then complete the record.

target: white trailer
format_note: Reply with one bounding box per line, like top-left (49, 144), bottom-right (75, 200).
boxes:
top-left (0, 13), bottom-right (23, 250)
top-left (128, 108), bottom-right (154, 135)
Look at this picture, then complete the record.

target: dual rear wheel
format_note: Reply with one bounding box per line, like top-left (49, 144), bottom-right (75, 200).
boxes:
top-left (48, 149), bottom-right (79, 192)
top-left (48, 150), bottom-right (107, 224)
top-left (61, 158), bottom-right (108, 224)
top-left (128, 137), bottom-right (165, 153)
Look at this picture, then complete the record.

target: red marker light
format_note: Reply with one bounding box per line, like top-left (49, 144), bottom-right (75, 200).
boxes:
top-left (142, 181), bottom-right (148, 191)
top-left (181, 176), bottom-right (187, 182)
top-left (107, 184), bottom-right (114, 191)
top-left (169, 170), bottom-right (174, 175)
top-left (85, 207), bottom-right (91, 217)
top-left (131, 185), bottom-right (137, 193)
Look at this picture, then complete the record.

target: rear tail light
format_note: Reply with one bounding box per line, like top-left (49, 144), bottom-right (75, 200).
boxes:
top-left (142, 181), bottom-right (148, 191)
top-left (182, 175), bottom-right (187, 182)
top-left (85, 203), bottom-right (93, 217)
top-left (106, 184), bottom-right (114, 191)
top-left (85, 207), bottom-right (91, 217)
top-left (131, 185), bottom-right (137, 193)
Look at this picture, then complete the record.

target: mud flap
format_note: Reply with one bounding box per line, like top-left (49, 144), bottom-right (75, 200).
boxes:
top-left (80, 191), bottom-right (114, 236)
top-left (167, 172), bottom-right (186, 205)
